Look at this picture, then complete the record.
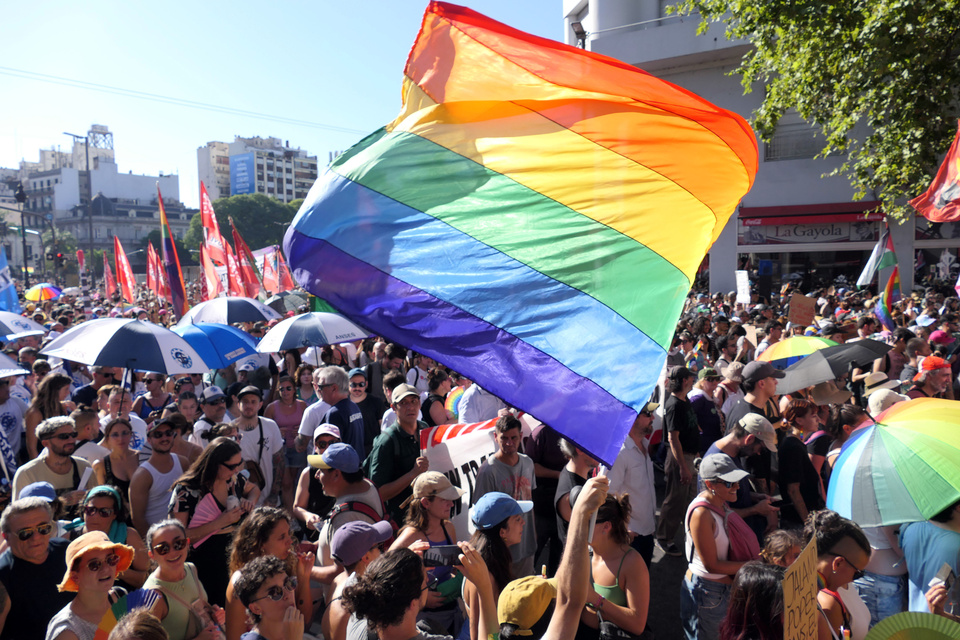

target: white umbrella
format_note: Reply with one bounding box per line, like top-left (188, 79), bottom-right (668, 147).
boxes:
top-left (257, 312), bottom-right (373, 354)
top-left (0, 352), bottom-right (30, 378)
top-left (40, 318), bottom-right (209, 374)
top-left (176, 296), bottom-right (281, 326)
top-left (0, 311), bottom-right (47, 342)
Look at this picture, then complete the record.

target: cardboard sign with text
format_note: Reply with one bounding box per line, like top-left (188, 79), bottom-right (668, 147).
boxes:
top-left (783, 538), bottom-right (818, 640)
top-left (788, 293), bottom-right (817, 327)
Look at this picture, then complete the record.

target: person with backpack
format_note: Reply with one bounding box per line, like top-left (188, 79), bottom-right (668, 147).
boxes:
top-left (681, 454), bottom-right (760, 640)
top-left (311, 443), bottom-right (391, 600)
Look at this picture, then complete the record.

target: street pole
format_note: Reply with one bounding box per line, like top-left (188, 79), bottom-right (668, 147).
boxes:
top-left (13, 182), bottom-right (28, 287)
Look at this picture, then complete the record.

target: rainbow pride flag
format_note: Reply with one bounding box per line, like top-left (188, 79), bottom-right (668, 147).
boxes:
top-left (876, 266), bottom-right (901, 331)
top-left (284, 2), bottom-right (758, 464)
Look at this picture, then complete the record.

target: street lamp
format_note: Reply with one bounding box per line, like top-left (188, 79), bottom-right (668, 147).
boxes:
top-left (63, 131), bottom-right (95, 274)
top-left (571, 21), bottom-right (587, 48)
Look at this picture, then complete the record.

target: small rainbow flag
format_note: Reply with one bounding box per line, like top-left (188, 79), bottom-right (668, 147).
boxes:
top-left (876, 266), bottom-right (901, 331)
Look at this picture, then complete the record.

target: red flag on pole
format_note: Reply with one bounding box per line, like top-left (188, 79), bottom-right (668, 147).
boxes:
top-left (231, 223), bottom-right (263, 298)
top-left (277, 251), bottom-right (295, 292)
top-left (200, 244), bottom-right (225, 301)
top-left (146, 242), bottom-right (160, 293)
top-left (200, 182), bottom-right (229, 265)
top-left (103, 251), bottom-right (117, 300)
top-left (158, 185), bottom-right (188, 319)
top-left (114, 237), bottom-right (137, 304)
top-left (225, 246), bottom-right (245, 297)
top-left (76, 250), bottom-right (85, 275)
top-left (262, 249), bottom-right (280, 295)
top-left (911, 120), bottom-right (960, 222)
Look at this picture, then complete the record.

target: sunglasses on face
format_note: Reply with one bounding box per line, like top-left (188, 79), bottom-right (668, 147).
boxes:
top-left (52, 431), bottom-right (78, 441)
top-left (834, 554), bottom-right (866, 581)
top-left (316, 383), bottom-right (336, 390)
top-left (349, 382), bottom-right (366, 388)
top-left (279, 386), bottom-right (294, 392)
top-left (15, 522), bottom-right (54, 541)
top-left (152, 537), bottom-right (188, 556)
top-left (150, 429), bottom-right (176, 439)
top-left (251, 576), bottom-right (298, 602)
top-left (223, 461), bottom-right (243, 471)
top-left (109, 430), bottom-right (132, 439)
top-left (82, 553), bottom-right (120, 572)
top-left (205, 398), bottom-right (226, 405)
top-left (84, 505), bottom-right (116, 518)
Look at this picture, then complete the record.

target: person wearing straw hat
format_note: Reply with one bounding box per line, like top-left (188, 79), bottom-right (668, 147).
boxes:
top-left (46, 530), bottom-right (136, 640)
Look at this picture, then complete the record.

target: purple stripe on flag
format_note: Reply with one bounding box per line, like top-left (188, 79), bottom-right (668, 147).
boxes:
top-left (285, 228), bottom-right (638, 465)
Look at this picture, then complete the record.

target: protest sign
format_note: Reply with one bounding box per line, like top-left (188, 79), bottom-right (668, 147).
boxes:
top-left (736, 270), bottom-right (751, 305)
top-left (788, 293), bottom-right (816, 327)
top-left (783, 538), bottom-right (818, 640)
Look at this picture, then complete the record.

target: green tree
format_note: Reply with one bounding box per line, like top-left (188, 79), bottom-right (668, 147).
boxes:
top-left (671, 0), bottom-right (960, 220)
top-left (183, 193), bottom-right (296, 251)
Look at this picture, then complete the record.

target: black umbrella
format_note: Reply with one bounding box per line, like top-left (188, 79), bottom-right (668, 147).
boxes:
top-left (265, 291), bottom-right (308, 315)
top-left (776, 339), bottom-right (892, 395)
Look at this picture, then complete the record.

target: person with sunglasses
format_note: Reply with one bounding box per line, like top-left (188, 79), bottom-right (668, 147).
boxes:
top-left (233, 555), bottom-right (303, 640)
top-left (65, 486), bottom-right (151, 590)
top-left (93, 418), bottom-right (141, 502)
top-left (46, 530), bottom-right (136, 640)
top-left (133, 374), bottom-right (174, 425)
top-left (292, 424), bottom-right (340, 534)
top-left (347, 368), bottom-right (385, 457)
top-left (143, 519), bottom-right (223, 640)
top-left (13, 416), bottom-right (92, 508)
top-left (130, 419), bottom-right (191, 538)
top-left (0, 496), bottom-right (74, 639)
top-left (608, 402), bottom-right (659, 568)
top-left (191, 387), bottom-right (229, 446)
top-left (263, 376), bottom-right (307, 514)
top-left (170, 438), bottom-right (258, 608)
top-left (682, 454), bottom-right (759, 640)
top-left (803, 510), bottom-right (871, 640)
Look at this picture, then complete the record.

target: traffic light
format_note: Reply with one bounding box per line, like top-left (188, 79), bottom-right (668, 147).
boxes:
top-left (56, 252), bottom-right (65, 267)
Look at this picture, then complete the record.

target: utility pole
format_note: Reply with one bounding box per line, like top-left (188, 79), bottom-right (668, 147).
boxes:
top-left (13, 182), bottom-right (28, 287)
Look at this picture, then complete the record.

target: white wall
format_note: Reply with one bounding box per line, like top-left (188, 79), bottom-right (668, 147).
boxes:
top-left (90, 162), bottom-right (180, 203)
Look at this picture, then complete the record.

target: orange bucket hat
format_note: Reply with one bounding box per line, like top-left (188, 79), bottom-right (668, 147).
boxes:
top-left (57, 530), bottom-right (135, 592)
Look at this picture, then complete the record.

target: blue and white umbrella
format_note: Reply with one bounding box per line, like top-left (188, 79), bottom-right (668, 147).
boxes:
top-left (0, 311), bottom-right (46, 342)
top-left (256, 312), bottom-right (373, 353)
top-left (172, 322), bottom-right (259, 369)
top-left (175, 296), bottom-right (281, 326)
top-left (39, 318), bottom-right (209, 374)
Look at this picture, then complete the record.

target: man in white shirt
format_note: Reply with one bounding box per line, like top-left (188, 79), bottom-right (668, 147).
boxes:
top-left (233, 386), bottom-right (284, 506)
top-left (405, 353), bottom-right (434, 395)
top-left (0, 374), bottom-right (27, 457)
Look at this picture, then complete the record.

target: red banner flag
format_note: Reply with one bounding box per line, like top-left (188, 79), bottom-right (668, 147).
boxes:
top-left (158, 185), bottom-right (188, 319)
top-left (262, 249), bottom-right (280, 295)
top-left (200, 244), bottom-right (225, 301)
top-left (114, 237), bottom-right (137, 304)
top-left (103, 251), bottom-right (117, 300)
top-left (277, 251), bottom-right (295, 292)
top-left (231, 223), bottom-right (262, 299)
top-left (225, 245), bottom-right (245, 297)
top-left (911, 120), bottom-right (960, 222)
top-left (200, 182), bottom-right (229, 265)
top-left (146, 242), bottom-right (159, 293)
top-left (76, 250), bottom-right (85, 274)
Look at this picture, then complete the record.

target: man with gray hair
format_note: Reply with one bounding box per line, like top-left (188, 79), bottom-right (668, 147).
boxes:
top-left (315, 366), bottom-right (365, 459)
top-left (11, 417), bottom-right (91, 504)
top-left (0, 497), bottom-right (73, 639)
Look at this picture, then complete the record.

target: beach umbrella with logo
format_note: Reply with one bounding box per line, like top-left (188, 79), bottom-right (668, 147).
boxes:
top-left (39, 318), bottom-right (209, 374)
top-left (256, 312), bottom-right (373, 354)
top-left (176, 296), bottom-right (281, 326)
top-left (172, 322), bottom-right (259, 369)
top-left (0, 311), bottom-right (47, 342)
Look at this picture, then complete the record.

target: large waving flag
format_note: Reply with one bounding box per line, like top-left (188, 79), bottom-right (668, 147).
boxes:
top-left (113, 237), bottom-right (137, 304)
top-left (911, 121), bottom-right (960, 222)
top-left (158, 185), bottom-right (187, 319)
top-left (284, 2), bottom-right (758, 464)
top-left (200, 182), bottom-right (230, 265)
top-left (856, 223), bottom-right (896, 288)
top-left (231, 222), bottom-right (263, 299)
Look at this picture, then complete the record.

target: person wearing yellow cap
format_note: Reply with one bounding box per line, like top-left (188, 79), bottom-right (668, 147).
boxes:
top-left (46, 530), bottom-right (135, 640)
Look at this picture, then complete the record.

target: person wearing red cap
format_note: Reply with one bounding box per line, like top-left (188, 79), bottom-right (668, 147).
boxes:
top-left (908, 356), bottom-right (953, 400)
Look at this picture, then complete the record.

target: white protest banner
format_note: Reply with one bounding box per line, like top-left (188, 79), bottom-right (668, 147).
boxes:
top-left (419, 419), bottom-right (499, 541)
top-left (783, 538), bottom-right (818, 640)
top-left (736, 270), bottom-right (751, 305)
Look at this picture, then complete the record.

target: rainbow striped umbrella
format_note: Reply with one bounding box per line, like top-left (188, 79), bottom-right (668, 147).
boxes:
top-left (826, 398), bottom-right (960, 526)
top-left (24, 282), bottom-right (61, 301)
top-left (757, 335), bottom-right (838, 370)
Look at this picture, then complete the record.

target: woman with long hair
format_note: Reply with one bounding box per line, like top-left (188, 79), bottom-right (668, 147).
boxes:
top-left (719, 562), bottom-right (785, 640)
top-left (779, 399), bottom-right (826, 527)
top-left (391, 471), bottom-right (466, 636)
top-left (263, 375), bottom-right (307, 513)
top-left (342, 547), bottom-right (497, 640)
top-left (462, 492), bottom-right (532, 640)
top-left (26, 372), bottom-right (74, 458)
top-left (93, 418), bottom-right (141, 501)
top-left (143, 519), bottom-right (223, 640)
top-left (803, 510), bottom-right (871, 640)
top-left (169, 437), bottom-right (259, 607)
top-left (65, 486), bottom-right (151, 589)
top-left (420, 368), bottom-right (454, 428)
top-left (581, 494), bottom-right (649, 638)
top-left (46, 531), bottom-right (136, 640)
top-left (223, 507), bottom-right (314, 640)
top-left (294, 364), bottom-right (316, 406)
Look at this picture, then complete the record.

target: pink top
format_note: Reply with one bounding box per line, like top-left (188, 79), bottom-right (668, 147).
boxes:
top-left (269, 399), bottom-right (306, 448)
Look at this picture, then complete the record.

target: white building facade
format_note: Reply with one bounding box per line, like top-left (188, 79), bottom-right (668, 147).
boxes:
top-left (197, 136), bottom-right (319, 205)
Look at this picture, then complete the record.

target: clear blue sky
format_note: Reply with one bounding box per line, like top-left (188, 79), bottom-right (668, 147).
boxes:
top-left (0, 1), bottom-right (560, 208)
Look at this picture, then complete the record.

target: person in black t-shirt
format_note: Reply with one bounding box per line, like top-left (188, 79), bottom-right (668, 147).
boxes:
top-left (654, 366), bottom-right (698, 556)
top-left (779, 399), bottom-right (826, 527)
top-left (553, 438), bottom-right (597, 545)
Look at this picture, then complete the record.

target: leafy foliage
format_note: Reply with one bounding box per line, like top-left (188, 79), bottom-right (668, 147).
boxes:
top-left (670, 0), bottom-right (960, 220)
top-left (183, 193), bottom-right (297, 250)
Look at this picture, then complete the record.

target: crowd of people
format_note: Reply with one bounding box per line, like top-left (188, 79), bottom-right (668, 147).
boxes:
top-left (0, 281), bottom-right (958, 640)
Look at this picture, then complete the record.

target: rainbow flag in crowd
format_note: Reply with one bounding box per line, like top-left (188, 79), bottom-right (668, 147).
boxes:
top-left (284, 2), bottom-right (758, 463)
top-left (875, 266), bottom-right (901, 331)
top-left (158, 185), bottom-right (187, 319)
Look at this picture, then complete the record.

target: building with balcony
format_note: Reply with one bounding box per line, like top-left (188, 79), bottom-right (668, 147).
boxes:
top-left (197, 136), bottom-right (319, 205)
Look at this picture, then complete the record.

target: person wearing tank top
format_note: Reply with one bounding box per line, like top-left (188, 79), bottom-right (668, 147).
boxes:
top-left (129, 419), bottom-right (190, 536)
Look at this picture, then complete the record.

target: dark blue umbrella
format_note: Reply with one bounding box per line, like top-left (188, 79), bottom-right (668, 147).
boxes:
top-left (172, 323), bottom-right (259, 369)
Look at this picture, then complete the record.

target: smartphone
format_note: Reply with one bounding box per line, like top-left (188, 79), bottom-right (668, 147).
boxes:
top-left (423, 545), bottom-right (462, 567)
top-left (930, 562), bottom-right (957, 592)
